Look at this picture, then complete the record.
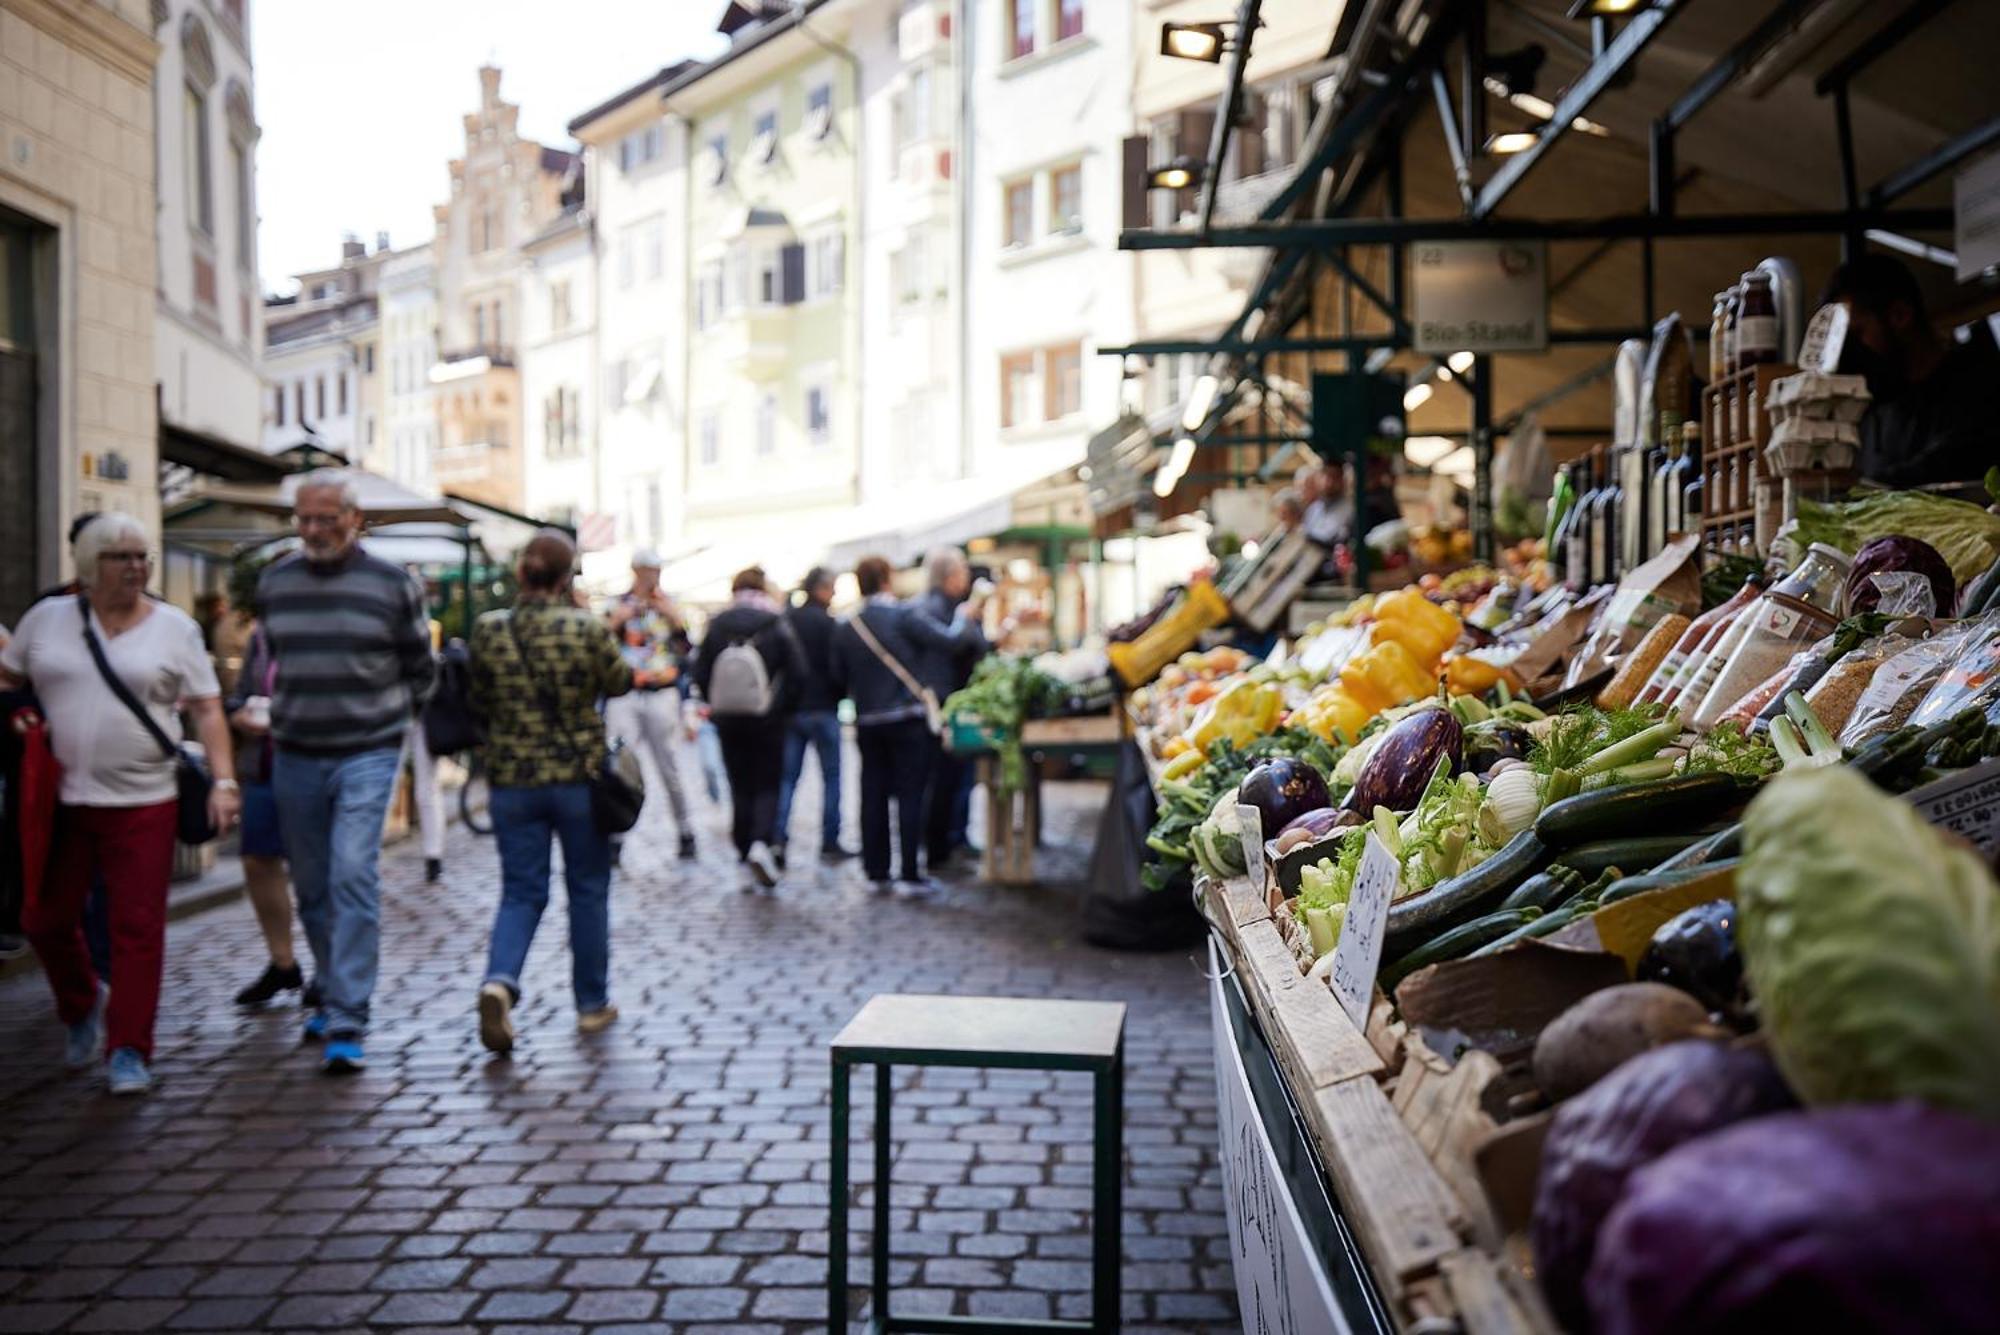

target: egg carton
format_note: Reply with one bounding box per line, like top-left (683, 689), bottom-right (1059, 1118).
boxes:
top-left (1766, 370), bottom-right (1871, 426)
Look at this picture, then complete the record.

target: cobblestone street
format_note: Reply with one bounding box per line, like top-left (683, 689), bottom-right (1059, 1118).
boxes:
top-left (0, 764), bottom-right (1238, 1333)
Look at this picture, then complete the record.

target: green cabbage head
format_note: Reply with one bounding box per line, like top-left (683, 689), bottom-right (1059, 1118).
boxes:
top-left (1739, 765), bottom-right (2000, 1117)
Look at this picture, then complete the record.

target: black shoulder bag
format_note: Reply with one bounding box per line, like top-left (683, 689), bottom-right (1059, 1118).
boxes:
top-left (78, 596), bottom-right (217, 845)
top-left (506, 609), bottom-right (645, 834)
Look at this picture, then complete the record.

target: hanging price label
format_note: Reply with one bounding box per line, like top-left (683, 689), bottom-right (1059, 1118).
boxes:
top-left (1905, 758), bottom-right (2000, 855)
top-left (1328, 831), bottom-right (1399, 1028)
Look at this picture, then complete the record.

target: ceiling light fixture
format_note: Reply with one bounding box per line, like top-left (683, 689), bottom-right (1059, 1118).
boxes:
top-left (1448, 350), bottom-right (1476, 375)
top-left (1182, 374), bottom-right (1220, 432)
top-left (1484, 129), bottom-right (1545, 156)
top-left (1403, 382), bottom-right (1434, 412)
top-left (1567, 0), bottom-right (1650, 16)
top-left (1146, 157), bottom-right (1206, 192)
top-left (1159, 21), bottom-right (1230, 63)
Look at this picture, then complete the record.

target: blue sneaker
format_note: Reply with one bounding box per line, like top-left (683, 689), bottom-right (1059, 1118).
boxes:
top-left (65, 982), bottom-right (109, 1070)
top-left (322, 1038), bottom-right (365, 1075)
top-left (302, 1012), bottom-right (330, 1044)
top-left (106, 1047), bottom-right (152, 1096)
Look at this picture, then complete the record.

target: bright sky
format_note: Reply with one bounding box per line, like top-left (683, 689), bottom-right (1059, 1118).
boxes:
top-left (252, 0), bottom-right (728, 294)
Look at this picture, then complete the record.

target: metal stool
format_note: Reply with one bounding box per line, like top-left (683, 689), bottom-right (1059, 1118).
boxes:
top-left (829, 993), bottom-right (1127, 1334)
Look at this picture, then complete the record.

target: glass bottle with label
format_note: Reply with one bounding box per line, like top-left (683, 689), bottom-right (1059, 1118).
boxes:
top-left (1590, 446), bottom-right (1620, 584)
top-left (1722, 282), bottom-right (1741, 379)
top-left (1566, 453), bottom-right (1599, 589)
top-left (1736, 272), bottom-right (1780, 369)
top-left (1649, 430), bottom-right (1678, 552)
top-left (1672, 421), bottom-right (1701, 535)
top-left (1708, 293), bottom-right (1728, 383)
top-left (1689, 544), bottom-right (1852, 729)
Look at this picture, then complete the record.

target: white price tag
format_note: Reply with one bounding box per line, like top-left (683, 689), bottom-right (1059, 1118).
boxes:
top-left (1329, 831), bottom-right (1399, 1028)
top-left (1905, 758), bottom-right (2000, 855)
top-left (1236, 804), bottom-right (1267, 891)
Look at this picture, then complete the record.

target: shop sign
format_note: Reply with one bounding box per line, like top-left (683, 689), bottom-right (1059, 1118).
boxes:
top-left (1211, 949), bottom-right (1349, 1335)
top-left (1905, 758), bottom-right (2000, 854)
top-left (1954, 152), bottom-right (2000, 283)
top-left (1412, 240), bottom-right (1549, 354)
top-left (1329, 832), bottom-right (1398, 1029)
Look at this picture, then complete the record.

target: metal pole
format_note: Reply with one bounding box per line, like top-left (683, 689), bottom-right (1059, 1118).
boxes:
top-left (1833, 86), bottom-right (1861, 260)
top-left (872, 1064), bottom-right (891, 1320)
top-left (1472, 355), bottom-right (1494, 563)
top-left (828, 1058), bottom-right (849, 1334)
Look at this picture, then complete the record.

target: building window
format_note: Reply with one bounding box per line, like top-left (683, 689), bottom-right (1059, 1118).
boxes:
top-left (363, 345), bottom-right (375, 375)
top-left (755, 248), bottom-right (781, 306)
top-left (1000, 352), bottom-right (1037, 430)
top-left (724, 248), bottom-right (748, 313)
top-left (1006, 0), bottom-right (1036, 60)
top-left (1057, 0), bottom-right (1084, 42)
top-left (474, 304), bottom-right (487, 347)
top-left (705, 132), bottom-right (729, 185)
top-left (1046, 342), bottom-right (1082, 419)
top-left (185, 85), bottom-right (214, 236)
top-left (807, 231), bottom-right (844, 300)
top-left (1050, 163), bottom-right (1082, 235)
top-left (619, 124), bottom-right (663, 173)
top-left (755, 393), bottom-right (778, 456)
top-left (491, 301), bottom-right (504, 348)
top-left (893, 67), bottom-right (931, 156)
top-left (230, 142), bottom-right (251, 270)
top-left (699, 411), bottom-right (720, 467)
top-left (337, 372), bottom-right (349, 416)
top-left (805, 82), bottom-right (833, 140)
top-left (545, 386), bottom-right (581, 458)
top-left (294, 381), bottom-right (305, 423)
top-left (617, 230), bottom-right (635, 289)
top-left (551, 280), bottom-right (572, 333)
top-left (752, 106), bottom-right (779, 163)
top-left (315, 376), bottom-right (326, 419)
top-left (696, 260), bottom-right (724, 330)
top-left (645, 218), bottom-right (664, 283)
top-left (805, 380), bottom-right (832, 447)
top-left (1004, 180), bottom-right (1034, 249)
top-left (273, 386), bottom-right (285, 427)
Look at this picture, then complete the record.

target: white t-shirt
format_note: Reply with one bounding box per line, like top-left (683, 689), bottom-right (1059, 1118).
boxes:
top-left (0, 596), bottom-right (220, 806)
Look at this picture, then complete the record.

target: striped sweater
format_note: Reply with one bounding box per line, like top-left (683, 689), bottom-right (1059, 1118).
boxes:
top-left (256, 548), bottom-right (437, 755)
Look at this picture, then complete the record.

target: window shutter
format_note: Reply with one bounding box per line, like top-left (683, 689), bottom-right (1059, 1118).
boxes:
top-left (781, 243), bottom-right (806, 304)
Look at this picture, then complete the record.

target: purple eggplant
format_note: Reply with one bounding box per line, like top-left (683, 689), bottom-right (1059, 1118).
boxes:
top-left (1238, 758), bottom-right (1333, 838)
top-left (1343, 709), bottom-right (1464, 814)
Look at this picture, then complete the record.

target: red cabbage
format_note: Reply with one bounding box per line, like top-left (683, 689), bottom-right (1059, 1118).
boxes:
top-left (1532, 1041), bottom-right (1794, 1330)
top-left (1587, 1102), bottom-right (2000, 1335)
top-left (1841, 535), bottom-right (1955, 616)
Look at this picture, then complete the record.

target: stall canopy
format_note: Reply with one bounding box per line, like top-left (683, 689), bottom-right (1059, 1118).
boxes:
top-left (1111, 0), bottom-right (1999, 554)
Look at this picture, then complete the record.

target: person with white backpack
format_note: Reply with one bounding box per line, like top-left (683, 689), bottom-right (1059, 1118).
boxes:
top-left (691, 567), bottom-right (808, 892)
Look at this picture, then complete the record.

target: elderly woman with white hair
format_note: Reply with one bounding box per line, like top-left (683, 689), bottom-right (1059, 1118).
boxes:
top-left (0, 512), bottom-right (240, 1095)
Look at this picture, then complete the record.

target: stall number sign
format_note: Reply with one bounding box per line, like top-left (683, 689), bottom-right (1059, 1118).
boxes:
top-left (1211, 943), bottom-right (1349, 1335)
top-left (1413, 240), bottom-right (1549, 354)
top-left (1905, 758), bottom-right (2000, 854)
top-left (1329, 831), bottom-right (1399, 1029)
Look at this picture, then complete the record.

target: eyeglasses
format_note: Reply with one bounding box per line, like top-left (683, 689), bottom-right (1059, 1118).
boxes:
top-left (100, 551), bottom-right (152, 564)
top-left (295, 513), bottom-right (349, 529)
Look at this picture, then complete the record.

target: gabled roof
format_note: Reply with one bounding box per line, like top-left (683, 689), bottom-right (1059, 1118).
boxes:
top-left (567, 59), bottom-right (698, 136)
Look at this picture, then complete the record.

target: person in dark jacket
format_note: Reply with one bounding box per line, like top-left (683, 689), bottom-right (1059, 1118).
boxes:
top-left (774, 567), bottom-right (851, 863)
top-left (693, 567), bottom-right (809, 892)
top-left (829, 556), bottom-right (977, 899)
top-left (907, 546), bottom-right (991, 870)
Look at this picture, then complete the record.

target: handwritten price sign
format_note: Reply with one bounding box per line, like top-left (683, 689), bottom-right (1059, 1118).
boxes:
top-left (1329, 831), bottom-right (1399, 1028)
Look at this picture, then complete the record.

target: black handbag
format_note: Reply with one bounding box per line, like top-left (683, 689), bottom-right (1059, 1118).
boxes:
top-left (507, 609), bottom-right (645, 835)
top-left (77, 596), bottom-right (217, 845)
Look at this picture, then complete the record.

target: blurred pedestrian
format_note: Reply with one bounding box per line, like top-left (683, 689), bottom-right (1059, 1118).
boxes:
top-left (225, 619), bottom-right (304, 1008)
top-left (831, 555), bottom-right (970, 900)
top-left (693, 567), bottom-right (807, 892)
top-left (907, 547), bottom-right (990, 871)
top-left (606, 550), bottom-right (697, 860)
top-left (774, 567), bottom-right (851, 863)
top-left (0, 513), bottom-right (240, 1094)
top-left (468, 530), bottom-right (633, 1054)
top-left (260, 470), bottom-right (436, 1075)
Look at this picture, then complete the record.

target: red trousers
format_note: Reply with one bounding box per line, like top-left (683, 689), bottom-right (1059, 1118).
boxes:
top-left (24, 801), bottom-right (177, 1063)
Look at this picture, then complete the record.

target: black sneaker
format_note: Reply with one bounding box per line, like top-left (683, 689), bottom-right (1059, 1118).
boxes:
top-left (302, 979), bottom-right (322, 1010)
top-left (771, 842), bottom-right (789, 872)
top-left (820, 844), bottom-right (856, 863)
top-left (424, 858), bottom-right (443, 883)
top-left (677, 834), bottom-right (697, 861)
top-left (236, 962), bottom-right (303, 1008)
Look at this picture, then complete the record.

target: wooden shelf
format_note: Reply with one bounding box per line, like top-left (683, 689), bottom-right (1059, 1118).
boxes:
top-left (1697, 362), bottom-right (1795, 554)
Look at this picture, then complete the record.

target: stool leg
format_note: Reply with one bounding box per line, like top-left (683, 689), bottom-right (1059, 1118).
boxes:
top-left (873, 1063), bottom-right (892, 1327)
top-left (1093, 1052), bottom-right (1124, 1333)
top-left (830, 1058), bottom-right (850, 1334)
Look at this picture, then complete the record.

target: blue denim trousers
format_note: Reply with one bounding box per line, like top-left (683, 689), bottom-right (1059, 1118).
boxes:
top-left (484, 783), bottom-right (613, 1013)
top-left (775, 710), bottom-right (843, 849)
top-left (271, 745), bottom-right (403, 1038)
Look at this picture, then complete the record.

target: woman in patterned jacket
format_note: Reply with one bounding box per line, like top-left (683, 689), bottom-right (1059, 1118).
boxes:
top-left (467, 530), bottom-right (633, 1055)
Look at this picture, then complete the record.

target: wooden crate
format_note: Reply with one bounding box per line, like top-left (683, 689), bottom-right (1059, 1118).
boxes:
top-left (977, 756), bottom-right (1040, 885)
top-left (1021, 711), bottom-right (1126, 749)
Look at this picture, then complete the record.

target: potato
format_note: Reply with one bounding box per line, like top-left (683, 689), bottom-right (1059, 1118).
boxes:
top-left (1533, 983), bottom-right (1721, 1102)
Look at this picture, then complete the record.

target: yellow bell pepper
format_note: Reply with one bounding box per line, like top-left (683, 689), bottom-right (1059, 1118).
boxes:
top-left (1371, 589), bottom-right (1462, 668)
top-left (1339, 638), bottom-right (1434, 714)
top-left (1296, 685), bottom-right (1372, 745)
top-left (1158, 734), bottom-right (1193, 760)
top-left (1183, 679), bottom-right (1284, 754)
top-left (1443, 651), bottom-right (1524, 698)
top-left (1161, 747), bottom-right (1207, 781)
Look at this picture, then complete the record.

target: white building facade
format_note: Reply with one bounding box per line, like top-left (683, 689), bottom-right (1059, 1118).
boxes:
top-left (261, 239), bottom-right (384, 460)
top-left (153, 0), bottom-right (264, 454)
top-left (380, 243), bottom-right (439, 491)
top-left (518, 208), bottom-right (598, 531)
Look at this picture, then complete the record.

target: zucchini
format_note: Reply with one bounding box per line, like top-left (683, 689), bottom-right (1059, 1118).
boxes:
top-left (1548, 833), bottom-right (1713, 879)
top-left (1598, 858), bottom-right (1742, 906)
top-left (1534, 772), bottom-right (1745, 848)
top-left (1383, 830), bottom-right (1548, 948)
top-left (1500, 867), bottom-right (1583, 913)
top-left (1469, 899), bottom-right (1598, 958)
top-left (1381, 908), bottom-right (1541, 991)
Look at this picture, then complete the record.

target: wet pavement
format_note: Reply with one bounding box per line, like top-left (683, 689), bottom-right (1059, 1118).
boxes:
top-left (0, 749), bottom-right (1239, 1333)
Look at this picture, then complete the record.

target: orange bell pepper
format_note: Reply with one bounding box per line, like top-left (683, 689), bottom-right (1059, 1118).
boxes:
top-left (1443, 651), bottom-right (1524, 698)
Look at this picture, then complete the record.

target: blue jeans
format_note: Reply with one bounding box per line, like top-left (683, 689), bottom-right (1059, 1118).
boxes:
top-left (484, 783), bottom-right (612, 1013)
top-left (775, 711), bottom-right (843, 850)
top-left (272, 745), bottom-right (403, 1038)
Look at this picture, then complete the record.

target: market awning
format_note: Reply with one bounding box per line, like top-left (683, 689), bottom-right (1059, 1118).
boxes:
top-left (823, 455), bottom-right (1086, 572)
top-left (159, 420), bottom-right (295, 484)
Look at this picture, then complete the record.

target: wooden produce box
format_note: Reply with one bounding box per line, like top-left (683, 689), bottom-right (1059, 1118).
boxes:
top-left (1200, 873), bottom-right (1556, 1333)
top-left (1021, 710), bottom-right (1127, 749)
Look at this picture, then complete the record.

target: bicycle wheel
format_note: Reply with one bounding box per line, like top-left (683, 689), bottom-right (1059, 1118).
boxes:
top-left (459, 750), bottom-right (493, 835)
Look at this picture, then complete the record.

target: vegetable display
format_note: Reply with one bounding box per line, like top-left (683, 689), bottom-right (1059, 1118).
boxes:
top-left (1737, 765), bottom-right (2000, 1118)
